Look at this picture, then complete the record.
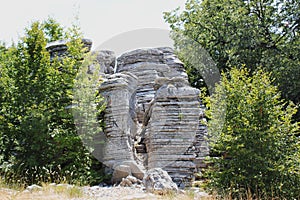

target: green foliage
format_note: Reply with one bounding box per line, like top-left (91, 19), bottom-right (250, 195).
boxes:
top-left (164, 0), bottom-right (300, 116)
top-left (72, 53), bottom-right (106, 153)
top-left (42, 18), bottom-right (64, 42)
top-left (0, 18), bottom-right (105, 186)
top-left (204, 67), bottom-right (300, 199)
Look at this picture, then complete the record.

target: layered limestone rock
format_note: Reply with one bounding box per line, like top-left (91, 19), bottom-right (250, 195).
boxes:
top-left (116, 48), bottom-right (188, 123)
top-left (98, 72), bottom-right (138, 168)
top-left (46, 41), bottom-right (209, 186)
top-left (92, 50), bottom-right (115, 74)
top-left (46, 38), bottom-right (92, 59)
top-left (98, 47), bottom-right (208, 185)
top-left (143, 77), bottom-right (201, 184)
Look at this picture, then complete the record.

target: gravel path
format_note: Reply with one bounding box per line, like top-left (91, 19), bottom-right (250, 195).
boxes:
top-left (81, 185), bottom-right (159, 200)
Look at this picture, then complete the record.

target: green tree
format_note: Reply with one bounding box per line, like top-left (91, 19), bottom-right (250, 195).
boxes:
top-left (204, 67), bottom-right (300, 199)
top-left (164, 0), bottom-right (300, 116)
top-left (0, 19), bottom-right (105, 185)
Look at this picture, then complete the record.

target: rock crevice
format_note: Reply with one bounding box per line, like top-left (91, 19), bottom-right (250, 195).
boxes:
top-left (96, 47), bottom-right (208, 186)
top-left (46, 41), bottom-right (209, 186)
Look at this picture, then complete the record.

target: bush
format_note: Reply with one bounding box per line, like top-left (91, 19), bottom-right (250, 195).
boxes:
top-left (205, 67), bottom-right (300, 199)
top-left (0, 19), bottom-right (105, 186)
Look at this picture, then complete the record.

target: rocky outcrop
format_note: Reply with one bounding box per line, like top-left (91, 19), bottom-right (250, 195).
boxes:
top-left (98, 73), bottom-right (138, 168)
top-left (46, 41), bottom-right (209, 187)
top-left (143, 77), bottom-right (201, 185)
top-left (97, 47), bottom-right (208, 186)
top-left (92, 50), bottom-right (115, 74)
top-left (46, 39), bottom-right (92, 59)
top-left (116, 48), bottom-right (188, 124)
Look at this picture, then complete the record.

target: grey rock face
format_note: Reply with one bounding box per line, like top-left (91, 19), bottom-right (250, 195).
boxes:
top-left (97, 47), bottom-right (208, 186)
top-left (92, 50), bottom-right (115, 74)
top-left (143, 168), bottom-right (178, 195)
top-left (143, 77), bottom-right (202, 184)
top-left (116, 48), bottom-right (188, 124)
top-left (98, 73), bottom-right (138, 168)
top-left (111, 161), bottom-right (145, 183)
top-left (46, 38), bottom-right (92, 59)
top-left (46, 43), bottom-right (209, 187)
top-left (121, 161), bottom-right (145, 180)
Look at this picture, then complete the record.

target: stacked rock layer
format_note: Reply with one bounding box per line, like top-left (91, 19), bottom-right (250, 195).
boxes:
top-left (97, 47), bottom-right (208, 185)
top-left (46, 41), bottom-right (209, 186)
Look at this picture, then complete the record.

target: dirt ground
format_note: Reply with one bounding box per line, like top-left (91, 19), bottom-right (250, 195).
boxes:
top-left (0, 185), bottom-right (211, 200)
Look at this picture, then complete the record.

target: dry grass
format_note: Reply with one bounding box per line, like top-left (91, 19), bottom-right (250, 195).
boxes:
top-left (0, 182), bottom-right (83, 200)
top-left (0, 186), bottom-right (214, 200)
top-left (0, 177), bottom-right (215, 200)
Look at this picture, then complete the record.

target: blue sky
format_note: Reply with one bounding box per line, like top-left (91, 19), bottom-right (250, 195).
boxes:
top-left (0, 0), bottom-right (186, 50)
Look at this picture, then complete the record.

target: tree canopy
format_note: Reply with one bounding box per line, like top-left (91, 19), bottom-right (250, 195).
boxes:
top-left (205, 67), bottom-right (300, 199)
top-left (0, 18), bottom-right (105, 185)
top-left (164, 0), bottom-right (300, 112)
top-left (165, 0), bottom-right (300, 198)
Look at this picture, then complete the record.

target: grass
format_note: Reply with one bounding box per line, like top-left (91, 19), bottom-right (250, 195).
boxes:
top-left (0, 179), bottom-right (83, 200)
top-left (0, 181), bottom-right (212, 200)
top-left (0, 177), bottom-right (283, 200)
top-left (0, 185), bottom-right (275, 200)
top-left (41, 183), bottom-right (83, 198)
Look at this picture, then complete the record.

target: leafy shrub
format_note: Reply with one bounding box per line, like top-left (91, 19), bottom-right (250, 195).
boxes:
top-left (0, 19), bottom-right (106, 186)
top-left (205, 67), bottom-right (300, 199)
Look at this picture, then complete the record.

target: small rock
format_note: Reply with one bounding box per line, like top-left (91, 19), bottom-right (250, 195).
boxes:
top-left (26, 184), bottom-right (42, 192)
top-left (22, 189), bottom-right (30, 194)
top-left (126, 175), bottom-right (138, 184)
top-left (121, 161), bottom-right (145, 180)
top-left (112, 164), bottom-right (132, 183)
top-left (120, 178), bottom-right (133, 187)
top-left (143, 168), bottom-right (178, 195)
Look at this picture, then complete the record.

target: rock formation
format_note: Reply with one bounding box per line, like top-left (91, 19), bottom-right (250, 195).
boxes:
top-left (97, 47), bottom-right (209, 186)
top-left (46, 38), bottom-right (92, 59)
top-left (46, 40), bottom-right (209, 187)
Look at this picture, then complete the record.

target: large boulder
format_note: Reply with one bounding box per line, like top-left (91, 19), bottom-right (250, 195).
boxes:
top-left (143, 168), bottom-right (178, 195)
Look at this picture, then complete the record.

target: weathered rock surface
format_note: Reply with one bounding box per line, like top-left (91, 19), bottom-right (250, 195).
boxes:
top-left (46, 38), bottom-right (92, 59)
top-left (143, 168), bottom-right (178, 195)
top-left (120, 160), bottom-right (145, 180)
top-left (98, 47), bottom-right (208, 186)
top-left (98, 72), bottom-right (138, 168)
top-left (92, 50), bottom-right (115, 74)
top-left (46, 42), bottom-right (209, 187)
top-left (119, 175), bottom-right (143, 187)
top-left (116, 48), bottom-right (188, 124)
top-left (112, 165), bottom-right (132, 183)
top-left (143, 77), bottom-right (201, 184)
